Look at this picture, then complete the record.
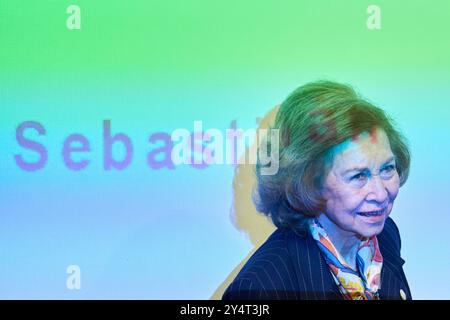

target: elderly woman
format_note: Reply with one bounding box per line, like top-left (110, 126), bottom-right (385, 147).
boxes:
top-left (222, 81), bottom-right (411, 300)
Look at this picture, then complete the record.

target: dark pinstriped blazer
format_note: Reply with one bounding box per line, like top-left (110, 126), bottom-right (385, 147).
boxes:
top-left (222, 217), bottom-right (412, 300)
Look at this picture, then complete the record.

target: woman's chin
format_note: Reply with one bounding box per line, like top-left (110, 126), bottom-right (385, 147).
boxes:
top-left (355, 217), bottom-right (387, 238)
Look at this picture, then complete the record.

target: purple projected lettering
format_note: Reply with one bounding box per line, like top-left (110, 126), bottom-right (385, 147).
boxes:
top-left (307, 109), bottom-right (381, 144)
top-left (63, 134), bottom-right (90, 170)
top-left (103, 120), bottom-right (133, 170)
top-left (147, 132), bottom-right (175, 170)
top-left (15, 121), bottom-right (48, 171)
top-left (13, 119), bottom-right (279, 173)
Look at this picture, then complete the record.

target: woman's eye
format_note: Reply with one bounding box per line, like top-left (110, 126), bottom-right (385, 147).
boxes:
top-left (380, 164), bottom-right (396, 178)
top-left (382, 165), bottom-right (395, 173)
top-left (351, 173), bottom-right (367, 181)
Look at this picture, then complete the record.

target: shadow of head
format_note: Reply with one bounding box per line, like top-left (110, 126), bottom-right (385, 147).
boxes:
top-left (210, 105), bottom-right (279, 300)
top-left (229, 105), bottom-right (280, 246)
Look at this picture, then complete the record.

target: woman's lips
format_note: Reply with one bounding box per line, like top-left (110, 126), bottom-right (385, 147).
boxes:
top-left (356, 208), bottom-right (387, 222)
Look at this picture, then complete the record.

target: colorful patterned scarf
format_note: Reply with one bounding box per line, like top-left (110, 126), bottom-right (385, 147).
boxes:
top-left (309, 218), bottom-right (383, 300)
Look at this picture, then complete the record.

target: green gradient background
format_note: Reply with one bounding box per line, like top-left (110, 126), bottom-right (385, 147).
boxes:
top-left (2, 0), bottom-right (449, 72)
top-left (1, 1), bottom-right (449, 299)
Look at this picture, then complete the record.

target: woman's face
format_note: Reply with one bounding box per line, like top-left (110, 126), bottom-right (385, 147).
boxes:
top-left (321, 128), bottom-right (400, 238)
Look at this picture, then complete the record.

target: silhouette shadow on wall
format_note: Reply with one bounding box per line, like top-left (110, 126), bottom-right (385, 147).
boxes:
top-left (210, 105), bottom-right (279, 300)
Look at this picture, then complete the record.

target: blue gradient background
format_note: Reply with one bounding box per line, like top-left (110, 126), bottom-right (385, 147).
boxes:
top-left (1, 1), bottom-right (449, 299)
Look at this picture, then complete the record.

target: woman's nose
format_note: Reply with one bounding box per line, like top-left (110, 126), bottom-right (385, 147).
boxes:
top-left (366, 175), bottom-right (388, 203)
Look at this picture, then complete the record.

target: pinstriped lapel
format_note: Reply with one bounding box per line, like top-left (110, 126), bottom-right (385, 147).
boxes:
top-left (378, 262), bottom-right (404, 299)
top-left (286, 230), bottom-right (343, 300)
top-left (377, 229), bottom-right (411, 300)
